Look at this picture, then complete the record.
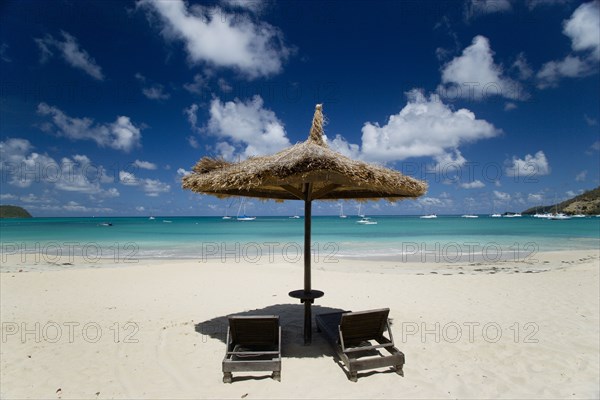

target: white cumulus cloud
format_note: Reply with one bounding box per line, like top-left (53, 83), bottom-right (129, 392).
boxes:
top-left (119, 171), bottom-right (138, 186)
top-left (438, 36), bottom-right (525, 101)
top-left (564, 1), bottom-right (600, 59)
top-left (493, 190), bottom-right (511, 201)
top-left (427, 150), bottom-right (467, 176)
top-left (206, 96), bottom-right (291, 160)
top-left (133, 160), bottom-right (157, 170)
top-left (119, 170), bottom-right (170, 197)
top-left (37, 103), bottom-right (142, 152)
top-left (537, 1), bottom-right (600, 88)
top-left (337, 89), bottom-right (500, 163)
top-left (0, 138), bottom-right (57, 188)
top-left (138, 0), bottom-right (291, 79)
top-left (528, 193), bottom-right (544, 203)
top-left (0, 138), bottom-right (119, 196)
top-left (177, 168), bottom-right (191, 177)
top-left (141, 178), bottom-right (170, 197)
top-left (460, 180), bottom-right (485, 189)
top-left (505, 151), bottom-right (550, 177)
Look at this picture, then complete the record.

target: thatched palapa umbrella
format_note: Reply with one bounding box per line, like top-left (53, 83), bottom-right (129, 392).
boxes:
top-left (182, 104), bottom-right (427, 344)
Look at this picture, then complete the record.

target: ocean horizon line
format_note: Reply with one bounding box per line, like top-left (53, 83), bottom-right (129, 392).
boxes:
top-left (3, 213), bottom-right (592, 219)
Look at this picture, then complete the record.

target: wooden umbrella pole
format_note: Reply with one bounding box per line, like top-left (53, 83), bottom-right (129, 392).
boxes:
top-left (304, 198), bottom-right (311, 292)
top-left (303, 182), bottom-right (313, 344)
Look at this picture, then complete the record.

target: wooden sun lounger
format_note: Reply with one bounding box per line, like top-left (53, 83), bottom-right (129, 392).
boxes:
top-left (222, 315), bottom-right (282, 383)
top-left (315, 308), bottom-right (405, 382)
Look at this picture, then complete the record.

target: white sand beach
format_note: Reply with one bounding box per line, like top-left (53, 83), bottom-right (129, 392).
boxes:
top-left (1, 250), bottom-right (599, 399)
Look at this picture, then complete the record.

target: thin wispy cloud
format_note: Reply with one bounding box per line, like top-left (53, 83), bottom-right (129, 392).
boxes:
top-left (0, 43), bottom-right (11, 62)
top-left (584, 114), bottom-right (598, 126)
top-left (464, 0), bottom-right (512, 20)
top-left (135, 73), bottom-right (170, 101)
top-left (34, 31), bottom-right (104, 80)
top-left (526, 0), bottom-right (572, 10)
top-left (575, 170), bottom-right (588, 181)
top-left (220, 0), bottom-right (266, 14)
top-left (183, 73), bottom-right (208, 95)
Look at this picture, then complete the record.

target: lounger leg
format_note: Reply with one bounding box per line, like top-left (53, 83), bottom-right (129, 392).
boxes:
top-left (272, 371), bottom-right (281, 382)
top-left (223, 372), bottom-right (233, 383)
top-left (395, 365), bottom-right (404, 376)
top-left (349, 371), bottom-right (358, 382)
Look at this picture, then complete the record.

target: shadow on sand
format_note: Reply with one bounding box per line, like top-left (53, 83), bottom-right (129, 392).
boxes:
top-left (194, 303), bottom-right (345, 359)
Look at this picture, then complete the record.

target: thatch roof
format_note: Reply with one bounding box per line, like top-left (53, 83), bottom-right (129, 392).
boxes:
top-left (182, 105), bottom-right (427, 202)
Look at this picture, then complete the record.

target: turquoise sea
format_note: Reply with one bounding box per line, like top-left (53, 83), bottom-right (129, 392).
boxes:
top-left (1, 216), bottom-right (599, 264)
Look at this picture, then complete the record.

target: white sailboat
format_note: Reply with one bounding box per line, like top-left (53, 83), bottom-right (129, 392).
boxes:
top-left (356, 204), bottom-right (377, 224)
top-left (236, 200), bottom-right (256, 221)
top-left (420, 214), bottom-right (437, 219)
top-left (548, 194), bottom-right (570, 220)
top-left (222, 200), bottom-right (233, 220)
top-left (357, 203), bottom-right (365, 218)
top-left (490, 203), bottom-right (501, 217)
top-left (533, 207), bottom-right (552, 218)
top-left (357, 217), bottom-right (377, 225)
top-left (549, 214), bottom-right (571, 220)
top-left (462, 203), bottom-right (478, 218)
top-left (339, 203), bottom-right (347, 218)
top-left (289, 208), bottom-right (301, 219)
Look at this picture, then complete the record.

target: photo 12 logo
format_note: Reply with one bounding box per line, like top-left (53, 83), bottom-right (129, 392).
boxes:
top-left (2, 321), bottom-right (140, 344)
top-left (1, 241), bottom-right (139, 264)
top-left (198, 241), bottom-right (339, 263)
top-left (400, 321), bottom-right (540, 344)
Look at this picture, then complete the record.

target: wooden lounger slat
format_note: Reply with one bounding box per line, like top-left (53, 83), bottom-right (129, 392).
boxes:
top-left (316, 308), bottom-right (405, 382)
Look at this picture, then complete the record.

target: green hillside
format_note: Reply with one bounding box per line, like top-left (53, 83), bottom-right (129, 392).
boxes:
top-left (522, 186), bottom-right (600, 215)
top-left (0, 205), bottom-right (33, 218)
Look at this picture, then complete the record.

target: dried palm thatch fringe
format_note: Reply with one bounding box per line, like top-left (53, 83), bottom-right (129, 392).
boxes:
top-left (182, 105), bottom-right (427, 202)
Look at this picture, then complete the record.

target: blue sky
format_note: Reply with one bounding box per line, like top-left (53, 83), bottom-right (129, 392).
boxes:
top-left (1, 0), bottom-right (599, 216)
